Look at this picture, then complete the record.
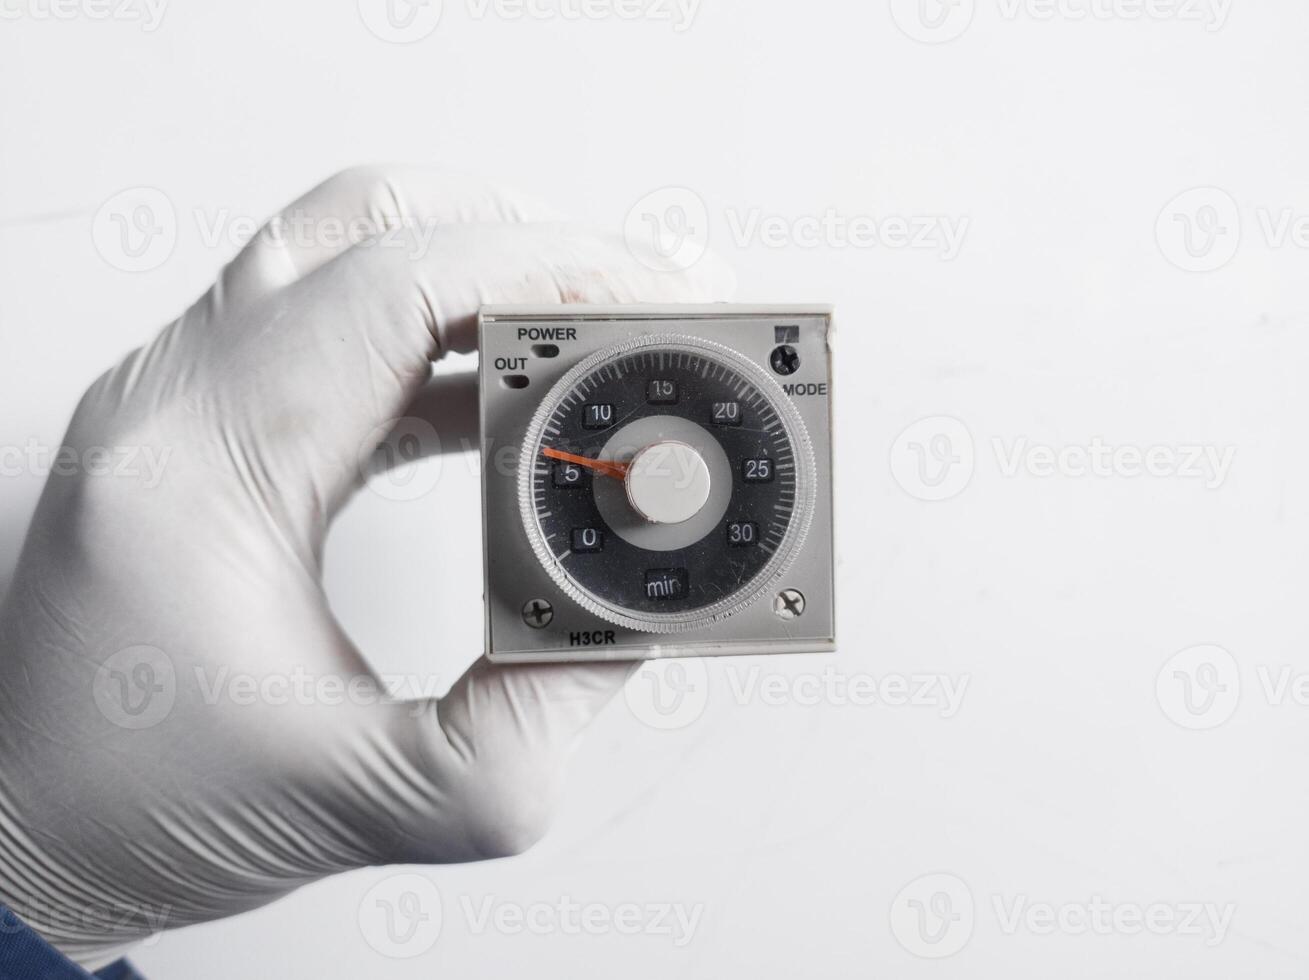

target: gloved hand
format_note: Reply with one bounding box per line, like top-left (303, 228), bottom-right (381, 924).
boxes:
top-left (0, 166), bottom-right (733, 970)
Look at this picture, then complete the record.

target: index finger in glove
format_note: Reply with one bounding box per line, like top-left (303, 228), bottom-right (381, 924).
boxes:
top-left (210, 221), bottom-right (734, 519)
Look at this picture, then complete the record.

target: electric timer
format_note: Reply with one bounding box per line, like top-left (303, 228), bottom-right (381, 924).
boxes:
top-left (479, 305), bottom-right (834, 663)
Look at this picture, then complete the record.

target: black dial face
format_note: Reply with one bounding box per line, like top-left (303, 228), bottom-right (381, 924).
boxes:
top-left (524, 342), bottom-right (802, 623)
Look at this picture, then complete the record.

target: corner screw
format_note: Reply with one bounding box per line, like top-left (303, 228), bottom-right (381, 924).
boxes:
top-left (522, 598), bottom-right (553, 629)
top-left (774, 589), bottom-right (805, 620)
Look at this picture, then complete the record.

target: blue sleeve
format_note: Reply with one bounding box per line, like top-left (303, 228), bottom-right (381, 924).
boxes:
top-left (0, 906), bottom-right (145, 980)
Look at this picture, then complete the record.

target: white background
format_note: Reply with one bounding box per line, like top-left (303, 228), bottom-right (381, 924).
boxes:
top-left (3, 0), bottom-right (1309, 976)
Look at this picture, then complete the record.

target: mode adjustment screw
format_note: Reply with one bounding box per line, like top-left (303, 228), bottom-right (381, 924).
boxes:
top-left (770, 345), bottom-right (800, 376)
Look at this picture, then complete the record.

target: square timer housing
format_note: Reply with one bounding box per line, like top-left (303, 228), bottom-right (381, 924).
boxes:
top-left (479, 305), bottom-right (834, 663)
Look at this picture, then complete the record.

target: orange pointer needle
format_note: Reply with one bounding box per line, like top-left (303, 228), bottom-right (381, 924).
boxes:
top-left (542, 446), bottom-right (630, 480)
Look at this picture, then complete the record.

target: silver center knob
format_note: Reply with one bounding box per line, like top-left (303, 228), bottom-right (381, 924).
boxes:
top-left (623, 440), bottom-right (712, 524)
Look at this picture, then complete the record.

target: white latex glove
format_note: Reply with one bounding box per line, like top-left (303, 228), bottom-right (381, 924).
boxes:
top-left (0, 166), bottom-right (733, 970)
